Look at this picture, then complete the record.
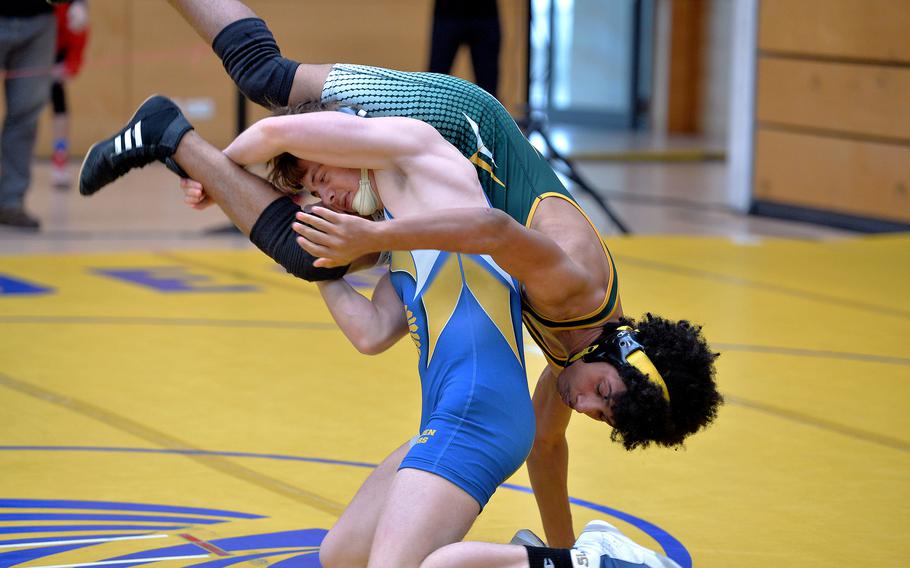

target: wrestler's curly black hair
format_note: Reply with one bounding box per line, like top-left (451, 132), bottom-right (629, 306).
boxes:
top-left (609, 313), bottom-right (722, 450)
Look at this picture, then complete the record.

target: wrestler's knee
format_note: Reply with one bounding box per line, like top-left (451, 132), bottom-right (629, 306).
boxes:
top-left (319, 524), bottom-right (370, 568)
top-left (366, 539), bottom-right (425, 568)
top-left (250, 197), bottom-right (350, 281)
top-left (418, 543), bottom-right (460, 568)
top-left (212, 18), bottom-right (298, 108)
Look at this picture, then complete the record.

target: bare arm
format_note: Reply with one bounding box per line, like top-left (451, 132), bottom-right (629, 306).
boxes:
top-left (223, 114), bottom-right (437, 171)
top-left (168, 0), bottom-right (256, 42)
top-left (526, 366), bottom-right (576, 548)
top-left (294, 206), bottom-right (593, 308)
top-left (316, 273), bottom-right (408, 355)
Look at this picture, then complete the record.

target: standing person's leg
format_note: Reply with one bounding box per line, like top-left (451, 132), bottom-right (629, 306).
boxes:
top-left (428, 16), bottom-right (462, 76)
top-left (50, 79), bottom-right (70, 188)
top-left (0, 14), bottom-right (56, 228)
top-left (467, 16), bottom-right (501, 97)
top-left (166, 0), bottom-right (330, 106)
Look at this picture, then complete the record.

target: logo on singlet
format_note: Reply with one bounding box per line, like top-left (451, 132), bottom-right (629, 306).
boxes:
top-left (416, 428), bottom-right (437, 444)
top-left (463, 113), bottom-right (495, 166)
top-left (406, 308), bottom-right (421, 356)
top-left (462, 113), bottom-right (506, 188)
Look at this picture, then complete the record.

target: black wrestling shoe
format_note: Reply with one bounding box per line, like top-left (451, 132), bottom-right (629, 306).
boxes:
top-left (79, 95), bottom-right (193, 196)
top-left (0, 206), bottom-right (40, 230)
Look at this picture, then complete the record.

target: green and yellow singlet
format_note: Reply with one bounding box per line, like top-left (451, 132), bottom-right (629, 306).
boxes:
top-left (322, 64), bottom-right (620, 365)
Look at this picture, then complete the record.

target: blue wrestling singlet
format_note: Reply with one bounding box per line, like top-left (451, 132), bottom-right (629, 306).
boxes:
top-left (389, 248), bottom-right (535, 508)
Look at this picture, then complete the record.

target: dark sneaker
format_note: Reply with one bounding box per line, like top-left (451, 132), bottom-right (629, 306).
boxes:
top-left (0, 206), bottom-right (40, 229)
top-left (79, 95), bottom-right (193, 196)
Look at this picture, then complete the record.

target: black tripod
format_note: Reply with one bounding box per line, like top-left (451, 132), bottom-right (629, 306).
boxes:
top-left (518, 113), bottom-right (631, 235)
top-left (519, 0), bottom-right (630, 235)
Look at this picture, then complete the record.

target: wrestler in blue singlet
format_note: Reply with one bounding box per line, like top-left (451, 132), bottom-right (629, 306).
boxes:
top-left (388, 246), bottom-right (535, 508)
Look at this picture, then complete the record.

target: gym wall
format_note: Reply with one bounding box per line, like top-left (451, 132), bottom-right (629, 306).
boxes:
top-left (752, 0), bottom-right (910, 229)
top-left (30, 0), bottom-right (528, 158)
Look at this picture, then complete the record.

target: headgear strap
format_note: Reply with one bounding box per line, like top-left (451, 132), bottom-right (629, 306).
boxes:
top-left (567, 326), bottom-right (670, 402)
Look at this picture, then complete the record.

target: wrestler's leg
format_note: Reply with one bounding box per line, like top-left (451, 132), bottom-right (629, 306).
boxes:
top-left (367, 468), bottom-right (480, 568)
top-left (79, 96), bottom-right (358, 279)
top-left (166, 0), bottom-right (254, 41)
top-left (421, 543), bottom-right (530, 568)
top-left (172, 130), bottom-right (276, 234)
top-left (174, 130), bottom-right (368, 278)
top-left (166, 0), bottom-right (329, 105)
top-left (422, 523), bottom-right (684, 568)
top-left (319, 442), bottom-right (410, 568)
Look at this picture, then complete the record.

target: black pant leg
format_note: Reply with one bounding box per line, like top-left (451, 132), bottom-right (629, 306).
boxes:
top-left (467, 17), bottom-right (501, 97)
top-left (428, 17), bottom-right (464, 74)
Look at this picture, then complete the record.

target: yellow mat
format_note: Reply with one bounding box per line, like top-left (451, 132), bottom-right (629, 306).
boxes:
top-left (1, 235), bottom-right (908, 567)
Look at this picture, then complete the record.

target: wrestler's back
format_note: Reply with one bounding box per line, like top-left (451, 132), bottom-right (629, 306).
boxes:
top-left (321, 64), bottom-right (572, 225)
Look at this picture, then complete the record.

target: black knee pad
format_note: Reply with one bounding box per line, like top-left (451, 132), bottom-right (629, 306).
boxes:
top-left (212, 17), bottom-right (299, 108)
top-left (250, 196), bottom-right (350, 281)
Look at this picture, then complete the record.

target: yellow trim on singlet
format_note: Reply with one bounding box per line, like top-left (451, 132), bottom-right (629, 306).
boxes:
top-left (522, 192), bottom-right (620, 329)
top-left (469, 153), bottom-right (506, 188)
top-left (521, 313), bottom-right (567, 368)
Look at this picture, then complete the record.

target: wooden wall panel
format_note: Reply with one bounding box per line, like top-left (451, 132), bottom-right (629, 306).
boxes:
top-left (754, 128), bottom-right (910, 222)
top-left (759, 0), bottom-right (910, 63)
top-left (667, 0), bottom-right (704, 133)
top-left (130, 0), bottom-right (237, 148)
top-left (752, 0), bottom-right (910, 227)
top-left (259, 1), bottom-right (432, 73)
top-left (452, 0), bottom-right (528, 117)
top-left (33, 0), bottom-right (528, 157)
top-left (757, 57), bottom-right (910, 141)
top-left (33, 1), bottom-right (131, 161)
top-left (250, 0), bottom-right (528, 122)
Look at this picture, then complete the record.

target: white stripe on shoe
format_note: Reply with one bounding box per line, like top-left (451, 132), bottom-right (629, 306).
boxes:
top-left (113, 123), bottom-right (142, 156)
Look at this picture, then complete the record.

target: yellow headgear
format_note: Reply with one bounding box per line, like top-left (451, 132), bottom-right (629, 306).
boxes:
top-left (566, 326), bottom-right (669, 402)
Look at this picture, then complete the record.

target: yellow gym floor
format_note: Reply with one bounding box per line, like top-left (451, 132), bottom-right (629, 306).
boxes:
top-left (1, 228), bottom-right (908, 567)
